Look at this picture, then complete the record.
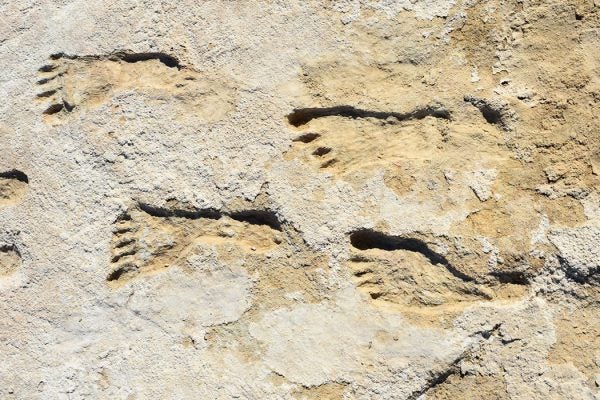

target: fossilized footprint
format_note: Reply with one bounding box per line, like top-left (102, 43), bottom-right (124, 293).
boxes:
top-left (108, 203), bottom-right (283, 287)
top-left (0, 170), bottom-right (28, 207)
top-left (284, 102), bottom-right (519, 201)
top-left (36, 52), bottom-right (235, 123)
top-left (347, 229), bottom-right (490, 306)
top-left (346, 229), bottom-right (526, 316)
top-left (285, 104), bottom-right (455, 173)
top-left (0, 244), bottom-right (21, 278)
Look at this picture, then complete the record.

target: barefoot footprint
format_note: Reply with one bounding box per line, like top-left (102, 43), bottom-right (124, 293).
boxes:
top-left (36, 51), bottom-right (235, 123)
top-left (108, 203), bottom-right (284, 286)
top-left (0, 170), bottom-right (28, 207)
top-left (347, 229), bottom-right (492, 307)
top-left (346, 229), bottom-right (527, 322)
top-left (0, 244), bottom-right (21, 278)
top-left (285, 104), bottom-right (454, 173)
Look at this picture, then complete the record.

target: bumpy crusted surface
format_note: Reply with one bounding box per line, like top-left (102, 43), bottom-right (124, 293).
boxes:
top-left (0, 0), bottom-right (599, 399)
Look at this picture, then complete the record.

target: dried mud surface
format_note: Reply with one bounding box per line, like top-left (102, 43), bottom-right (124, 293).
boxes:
top-left (0, 0), bottom-right (599, 399)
